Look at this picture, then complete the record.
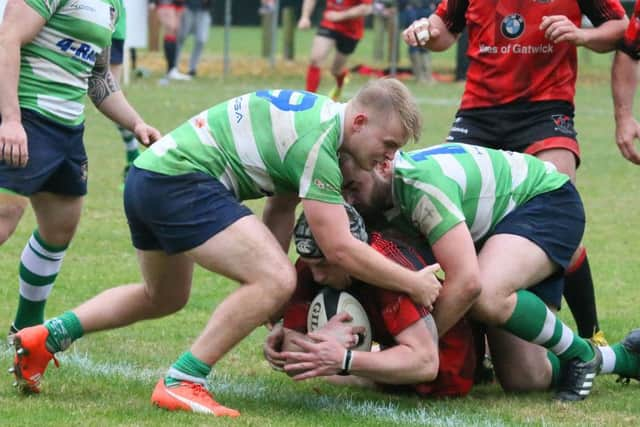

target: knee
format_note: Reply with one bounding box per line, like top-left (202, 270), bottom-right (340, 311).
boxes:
top-left (498, 368), bottom-right (551, 393)
top-left (263, 261), bottom-right (297, 302)
top-left (471, 292), bottom-right (512, 326)
top-left (145, 285), bottom-right (190, 316)
top-left (0, 205), bottom-right (25, 244)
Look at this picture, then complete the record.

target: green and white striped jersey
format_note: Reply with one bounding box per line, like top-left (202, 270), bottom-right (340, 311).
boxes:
top-left (387, 143), bottom-right (570, 245)
top-left (20, 0), bottom-right (122, 126)
top-left (134, 90), bottom-right (346, 204)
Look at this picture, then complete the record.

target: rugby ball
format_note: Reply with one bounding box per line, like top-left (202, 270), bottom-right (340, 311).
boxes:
top-left (307, 288), bottom-right (372, 351)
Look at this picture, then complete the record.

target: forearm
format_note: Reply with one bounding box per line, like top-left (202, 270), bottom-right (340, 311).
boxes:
top-left (329, 239), bottom-right (419, 294)
top-left (581, 18), bottom-right (628, 52)
top-left (300, 0), bottom-right (317, 20)
top-left (263, 195), bottom-right (299, 252)
top-left (336, 4), bottom-right (372, 21)
top-left (350, 345), bottom-right (437, 384)
top-left (96, 91), bottom-right (145, 132)
top-left (612, 51), bottom-right (639, 122)
top-left (0, 36), bottom-right (22, 121)
top-left (431, 276), bottom-right (479, 337)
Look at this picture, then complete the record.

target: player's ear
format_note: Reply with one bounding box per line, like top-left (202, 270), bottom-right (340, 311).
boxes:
top-left (352, 112), bottom-right (368, 132)
top-left (375, 159), bottom-right (393, 177)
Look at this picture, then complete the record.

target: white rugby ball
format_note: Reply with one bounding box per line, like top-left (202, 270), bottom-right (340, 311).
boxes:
top-left (307, 288), bottom-right (372, 351)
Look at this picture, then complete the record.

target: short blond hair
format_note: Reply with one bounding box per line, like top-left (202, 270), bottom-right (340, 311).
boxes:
top-left (351, 78), bottom-right (422, 143)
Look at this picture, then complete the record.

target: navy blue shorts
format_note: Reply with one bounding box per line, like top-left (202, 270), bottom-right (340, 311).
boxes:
top-left (489, 181), bottom-right (585, 308)
top-left (0, 108), bottom-right (87, 196)
top-left (317, 26), bottom-right (359, 55)
top-left (123, 166), bottom-right (253, 254)
top-left (446, 101), bottom-right (581, 166)
top-left (110, 38), bottom-right (125, 65)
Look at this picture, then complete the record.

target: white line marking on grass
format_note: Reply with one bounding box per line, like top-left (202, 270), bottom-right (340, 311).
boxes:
top-left (1, 349), bottom-right (504, 426)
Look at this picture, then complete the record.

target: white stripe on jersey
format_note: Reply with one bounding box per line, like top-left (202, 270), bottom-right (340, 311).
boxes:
top-left (497, 150), bottom-right (528, 223)
top-left (32, 26), bottom-right (101, 66)
top-left (300, 126), bottom-right (332, 198)
top-left (58, 0), bottom-right (114, 31)
top-left (149, 134), bottom-right (178, 157)
top-left (467, 146), bottom-right (496, 241)
top-left (43, 0), bottom-right (64, 15)
top-left (37, 94), bottom-right (84, 121)
top-left (189, 111), bottom-right (218, 148)
top-left (218, 165), bottom-right (240, 198)
top-left (26, 56), bottom-right (89, 90)
top-left (320, 101), bottom-right (346, 147)
top-left (269, 95), bottom-right (298, 162)
top-left (432, 154), bottom-right (467, 196)
top-left (501, 151), bottom-right (529, 191)
top-left (402, 176), bottom-right (465, 229)
top-left (228, 95), bottom-right (275, 194)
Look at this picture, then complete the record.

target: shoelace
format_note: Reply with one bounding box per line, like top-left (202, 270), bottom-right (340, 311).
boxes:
top-left (186, 382), bottom-right (214, 399)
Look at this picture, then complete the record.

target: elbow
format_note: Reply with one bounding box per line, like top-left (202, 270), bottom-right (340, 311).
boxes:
top-left (416, 350), bottom-right (439, 383)
top-left (454, 272), bottom-right (482, 304)
top-left (322, 240), bottom-right (352, 266)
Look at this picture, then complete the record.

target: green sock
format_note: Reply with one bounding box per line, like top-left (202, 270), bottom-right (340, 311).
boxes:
top-left (14, 230), bottom-right (67, 330)
top-left (44, 311), bottom-right (84, 353)
top-left (504, 290), bottom-right (594, 363)
top-left (547, 352), bottom-right (568, 387)
top-left (118, 125), bottom-right (140, 164)
top-left (600, 343), bottom-right (640, 378)
top-left (165, 351), bottom-right (211, 386)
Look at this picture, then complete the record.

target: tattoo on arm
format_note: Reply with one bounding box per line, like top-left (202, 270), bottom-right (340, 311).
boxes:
top-left (88, 46), bottom-right (120, 106)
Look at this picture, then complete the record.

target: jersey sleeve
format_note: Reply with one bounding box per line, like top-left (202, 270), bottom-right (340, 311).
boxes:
top-left (113, 0), bottom-right (126, 40)
top-left (25, 0), bottom-right (66, 20)
top-left (578, 0), bottom-right (626, 27)
top-left (285, 128), bottom-right (345, 205)
top-left (620, 2), bottom-right (640, 60)
top-left (397, 173), bottom-right (466, 245)
top-left (434, 0), bottom-right (468, 34)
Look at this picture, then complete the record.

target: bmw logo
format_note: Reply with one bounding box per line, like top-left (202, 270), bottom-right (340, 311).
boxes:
top-left (501, 14), bottom-right (525, 39)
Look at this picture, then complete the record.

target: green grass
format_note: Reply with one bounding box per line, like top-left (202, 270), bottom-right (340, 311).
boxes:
top-left (1, 26), bottom-right (640, 426)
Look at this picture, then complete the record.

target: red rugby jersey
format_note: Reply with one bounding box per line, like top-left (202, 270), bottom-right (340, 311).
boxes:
top-left (320, 0), bottom-right (373, 40)
top-left (435, 0), bottom-right (625, 108)
top-left (620, 1), bottom-right (640, 59)
top-left (283, 232), bottom-right (475, 398)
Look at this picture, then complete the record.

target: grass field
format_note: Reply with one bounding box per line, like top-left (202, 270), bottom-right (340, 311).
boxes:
top-left (1, 26), bottom-right (639, 426)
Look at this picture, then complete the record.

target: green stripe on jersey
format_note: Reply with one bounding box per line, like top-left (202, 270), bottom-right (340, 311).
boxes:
top-left (135, 90), bottom-right (345, 204)
top-left (20, 0), bottom-right (123, 125)
top-left (390, 143), bottom-right (570, 244)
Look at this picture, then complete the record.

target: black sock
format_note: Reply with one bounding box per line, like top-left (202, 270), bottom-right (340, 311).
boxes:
top-left (563, 250), bottom-right (599, 338)
top-left (163, 37), bottom-right (177, 72)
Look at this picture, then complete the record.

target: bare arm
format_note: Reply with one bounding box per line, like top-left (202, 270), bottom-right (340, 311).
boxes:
top-left (263, 194), bottom-right (300, 252)
top-left (89, 47), bottom-right (161, 145)
top-left (402, 15), bottom-right (458, 53)
top-left (612, 50), bottom-right (640, 165)
top-left (325, 4), bottom-right (373, 22)
top-left (0, 0), bottom-right (46, 167)
top-left (430, 223), bottom-right (482, 337)
top-left (298, 0), bottom-right (318, 29)
top-left (284, 315), bottom-right (439, 384)
top-left (540, 15), bottom-right (628, 53)
top-left (302, 199), bottom-right (442, 308)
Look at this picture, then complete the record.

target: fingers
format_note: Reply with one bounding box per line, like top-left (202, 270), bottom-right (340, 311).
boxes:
top-left (332, 311), bottom-right (353, 323)
top-left (423, 263), bottom-right (441, 274)
top-left (403, 18), bottom-right (430, 47)
top-left (540, 15), bottom-right (566, 31)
